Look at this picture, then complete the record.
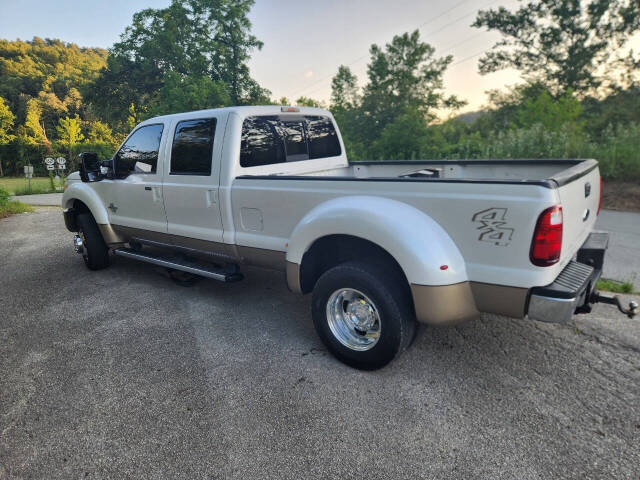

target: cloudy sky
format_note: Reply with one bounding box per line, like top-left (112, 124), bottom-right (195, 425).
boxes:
top-left (1, 0), bottom-right (638, 113)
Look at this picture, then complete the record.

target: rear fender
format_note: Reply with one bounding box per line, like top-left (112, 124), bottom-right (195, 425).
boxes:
top-left (286, 196), bottom-right (468, 287)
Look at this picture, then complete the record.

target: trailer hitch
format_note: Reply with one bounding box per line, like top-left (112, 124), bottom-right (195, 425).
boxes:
top-left (590, 290), bottom-right (638, 319)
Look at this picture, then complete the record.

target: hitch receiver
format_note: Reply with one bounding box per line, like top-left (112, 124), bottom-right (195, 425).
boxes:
top-left (591, 290), bottom-right (638, 319)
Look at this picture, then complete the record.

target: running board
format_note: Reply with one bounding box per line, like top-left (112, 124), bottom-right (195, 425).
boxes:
top-left (113, 248), bottom-right (243, 282)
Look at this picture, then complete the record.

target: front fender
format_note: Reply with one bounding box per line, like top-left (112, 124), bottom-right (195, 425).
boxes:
top-left (286, 196), bottom-right (468, 286)
top-left (62, 182), bottom-right (109, 225)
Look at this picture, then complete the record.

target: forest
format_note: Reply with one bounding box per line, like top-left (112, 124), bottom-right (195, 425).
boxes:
top-left (0, 0), bottom-right (639, 183)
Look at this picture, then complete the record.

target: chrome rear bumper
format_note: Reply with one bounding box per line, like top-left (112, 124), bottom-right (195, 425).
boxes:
top-left (527, 232), bottom-right (608, 324)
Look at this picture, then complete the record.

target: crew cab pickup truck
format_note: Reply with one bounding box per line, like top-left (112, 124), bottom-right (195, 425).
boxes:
top-left (62, 106), bottom-right (635, 369)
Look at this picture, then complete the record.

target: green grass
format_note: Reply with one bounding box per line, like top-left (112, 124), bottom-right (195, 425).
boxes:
top-left (0, 200), bottom-right (35, 219)
top-left (596, 278), bottom-right (636, 294)
top-left (0, 176), bottom-right (61, 195)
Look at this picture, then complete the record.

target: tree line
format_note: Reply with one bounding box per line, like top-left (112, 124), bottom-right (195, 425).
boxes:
top-left (0, 0), bottom-right (638, 180)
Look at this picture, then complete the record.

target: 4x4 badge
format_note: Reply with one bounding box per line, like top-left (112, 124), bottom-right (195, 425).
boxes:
top-left (472, 207), bottom-right (514, 246)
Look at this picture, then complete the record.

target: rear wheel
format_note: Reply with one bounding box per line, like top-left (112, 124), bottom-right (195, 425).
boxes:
top-left (77, 213), bottom-right (110, 270)
top-left (312, 261), bottom-right (416, 370)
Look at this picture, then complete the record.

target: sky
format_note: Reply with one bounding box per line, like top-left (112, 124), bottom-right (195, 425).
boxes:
top-left (0, 0), bottom-right (637, 113)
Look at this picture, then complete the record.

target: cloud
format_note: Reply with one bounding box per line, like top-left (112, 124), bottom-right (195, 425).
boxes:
top-left (304, 70), bottom-right (313, 78)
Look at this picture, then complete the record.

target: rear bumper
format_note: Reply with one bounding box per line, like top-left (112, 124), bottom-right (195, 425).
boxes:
top-left (527, 231), bottom-right (608, 323)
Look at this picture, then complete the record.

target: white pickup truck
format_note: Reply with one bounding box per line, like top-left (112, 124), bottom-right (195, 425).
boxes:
top-left (62, 105), bottom-right (636, 369)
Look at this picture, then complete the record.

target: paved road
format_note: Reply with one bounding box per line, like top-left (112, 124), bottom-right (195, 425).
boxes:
top-left (1, 210), bottom-right (639, 479)
top-left (596, 209), bottom-right (640, 288)
top-left (11, 193), bottom-right (63, 206)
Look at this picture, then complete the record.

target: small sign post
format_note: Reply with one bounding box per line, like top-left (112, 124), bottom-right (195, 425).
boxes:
top-left (24, 164), bottom-right (34, 192)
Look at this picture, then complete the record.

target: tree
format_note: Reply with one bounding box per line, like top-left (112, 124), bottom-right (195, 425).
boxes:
top-left (295, 96), bottom-right (325, 108)
top-left (0, 97), bottom-right (16, 176)
top-left (472, 0), bottom-right (640, 95)
top-left (330, 65), bottom-right (360, 111)
top-left (361, 30), bottom-right (464, 135)
top-left (148, 72), bottom-right (231, 117)
top-left (57, 115), bottom-right (84, 167)
top-left (90, 0), bottom-right (266, 122)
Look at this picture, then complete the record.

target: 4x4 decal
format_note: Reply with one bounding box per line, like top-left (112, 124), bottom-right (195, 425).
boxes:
top-left (472, 207), bottom-right (514, 246)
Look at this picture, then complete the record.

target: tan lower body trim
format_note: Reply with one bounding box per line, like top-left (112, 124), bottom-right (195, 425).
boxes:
top-left (411, 282), bottom-right (480, 326)
top-left (286, 261), bottom-right (302, 293)
top-left (98, 224), bottom-right (127, 245)
top-left (470, 282), bottom-right (528, 319)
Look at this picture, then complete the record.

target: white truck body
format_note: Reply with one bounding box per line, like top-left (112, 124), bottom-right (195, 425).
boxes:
top-left (62, 106), bottom-right (613, 368)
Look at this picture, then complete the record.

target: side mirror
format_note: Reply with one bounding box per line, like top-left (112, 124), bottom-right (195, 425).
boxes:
top-left (79, 152), bottom-right (105, 182)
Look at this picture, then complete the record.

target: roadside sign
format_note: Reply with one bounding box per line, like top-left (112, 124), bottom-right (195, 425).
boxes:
top-left (24, 165), bottom-right (34, 178)
top-left (56, 157), bottom-right (66, 165)
top-left (46, 165), bottom-right (55, 171)
top-left (44, 157), bottom-right (55, 165)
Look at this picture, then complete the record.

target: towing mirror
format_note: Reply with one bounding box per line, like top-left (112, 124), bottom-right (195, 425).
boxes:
top-left (79, 152), bottom-right (107, 182)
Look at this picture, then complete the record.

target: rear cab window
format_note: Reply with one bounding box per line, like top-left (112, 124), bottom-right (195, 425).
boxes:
top-left (240, 115), bottom-right (341, 168)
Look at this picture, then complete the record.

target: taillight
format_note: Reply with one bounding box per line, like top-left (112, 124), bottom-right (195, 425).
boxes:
top-left (597, 177), bottom-right (603, 216)
top-left (530, 205), bottom-right (563, 267)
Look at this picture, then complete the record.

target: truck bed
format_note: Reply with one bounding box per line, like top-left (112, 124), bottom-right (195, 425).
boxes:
top-left (232, 158), bottom-right (600, 290)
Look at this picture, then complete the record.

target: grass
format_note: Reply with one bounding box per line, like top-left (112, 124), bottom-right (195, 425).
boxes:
top-left (0, 176), bottom-right (61, 195)
top-left (0, 200), bottom-right (35, 219)
top-left (596, 278), bottom-right (636, 294)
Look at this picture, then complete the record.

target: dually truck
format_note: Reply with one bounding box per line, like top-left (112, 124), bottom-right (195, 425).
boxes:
top-left (62, 106), bottom-right (637, 369)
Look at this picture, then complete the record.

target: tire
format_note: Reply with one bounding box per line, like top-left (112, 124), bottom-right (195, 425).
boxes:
top-left (77, 213), bottom-right (110, 271)
top-left (312, 261), bottom-right (416, 370)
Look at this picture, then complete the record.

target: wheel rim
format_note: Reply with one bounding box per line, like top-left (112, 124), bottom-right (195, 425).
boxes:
top-left (78, 229), bottom-right (88, 262)
top-left (326, 288), bottom-right (381, 351)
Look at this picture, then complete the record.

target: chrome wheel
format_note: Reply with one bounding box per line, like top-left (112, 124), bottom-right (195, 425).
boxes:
top-left (326, 288), bottom-right (381, 351)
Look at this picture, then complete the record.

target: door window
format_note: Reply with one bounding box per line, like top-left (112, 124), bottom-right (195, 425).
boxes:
top-left (170, 118), bottom-right (217, 176)
top-left (114, 124), bottom-right (164, 178)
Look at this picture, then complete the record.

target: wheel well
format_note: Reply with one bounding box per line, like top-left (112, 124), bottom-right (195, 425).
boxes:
top-left (65, 200), bottom-right (91, 231)
top-left (299, 235), bottom-right (412, 298)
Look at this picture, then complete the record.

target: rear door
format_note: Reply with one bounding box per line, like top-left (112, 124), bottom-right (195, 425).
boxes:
top-left (162, 115), bottom-right (226, 245)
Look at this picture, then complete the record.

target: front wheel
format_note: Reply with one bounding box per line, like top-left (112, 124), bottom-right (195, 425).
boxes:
top-left (76, 213), bottom-right (110, 271)
top-left (312, 261), bottom-right (416, 370)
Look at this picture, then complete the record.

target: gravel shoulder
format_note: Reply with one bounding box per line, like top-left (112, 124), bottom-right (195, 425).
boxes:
top-left (1, 210), bottom-right (639, 479)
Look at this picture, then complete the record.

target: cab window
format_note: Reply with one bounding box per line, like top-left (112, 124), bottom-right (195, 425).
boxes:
top-left (114, 124), bottom-right (164, 178)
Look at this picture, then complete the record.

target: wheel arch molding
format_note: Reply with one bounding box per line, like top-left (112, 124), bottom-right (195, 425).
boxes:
top-left (286, 196), bottom-right (469, 292)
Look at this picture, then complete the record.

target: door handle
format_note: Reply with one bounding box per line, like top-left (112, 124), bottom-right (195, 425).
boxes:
top-left (206, 189), bottom-right (218, 207)
top-left (144, 186), bottom-right (152, 191)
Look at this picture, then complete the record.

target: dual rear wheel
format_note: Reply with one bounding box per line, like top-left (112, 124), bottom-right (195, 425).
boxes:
top-left (312, 261), bottom-right (417, 370)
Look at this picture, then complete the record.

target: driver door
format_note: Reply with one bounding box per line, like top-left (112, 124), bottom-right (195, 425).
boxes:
top-left (105, 123), bottom-right (168, 234)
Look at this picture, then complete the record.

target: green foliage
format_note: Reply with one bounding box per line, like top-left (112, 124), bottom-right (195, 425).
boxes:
top-left (0, 186), bottom-right (34, 218)
top-left (596, 279), bottom-right (635, 294)
top-left (295, 96), bottom-right (325, 108)
top-left (149, 72), bottom-right (231, 117)
top-left (472, 0), bottom-right (640, 94)
top-left (90, 0), bottom-right (266, 124)
top-left (0, 96), bottom-right (15, 144)
top-left (330, 66), bottom-right (359, 111)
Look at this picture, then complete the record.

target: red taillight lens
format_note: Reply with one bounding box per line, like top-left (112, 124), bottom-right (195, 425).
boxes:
top-left (597, 177), bottom-right (603, 216)
top-left (530, 205), bottom-right (563, 267)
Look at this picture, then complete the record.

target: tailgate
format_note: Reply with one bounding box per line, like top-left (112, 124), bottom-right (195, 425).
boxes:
top-left (552, 160), bottom-right (601, 262)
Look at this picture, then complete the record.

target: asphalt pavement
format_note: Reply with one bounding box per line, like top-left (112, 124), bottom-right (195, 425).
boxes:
top-left (1, 210), bottom-right (639, 479)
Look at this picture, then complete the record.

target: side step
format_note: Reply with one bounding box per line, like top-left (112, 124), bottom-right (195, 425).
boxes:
top-left (113, 248), bottom-right (243, 282)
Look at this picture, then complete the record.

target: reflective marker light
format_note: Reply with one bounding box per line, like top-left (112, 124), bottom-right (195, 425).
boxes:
top-left (440, 265), bottom-right (449, 270)
top-left (530, 205), bottom-right (563, 267)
